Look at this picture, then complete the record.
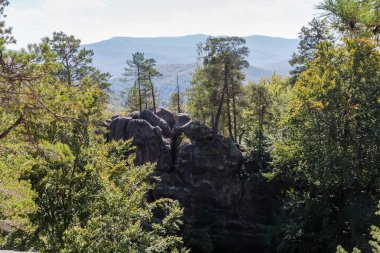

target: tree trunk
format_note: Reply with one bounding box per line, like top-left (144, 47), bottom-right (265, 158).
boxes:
top-left (137, 65), bottom-right (142, 113)
top-left (177, 76), bottom-right (181, 113)
top-left (225, 62), bottom-right (234, 141)
top-left (258, 112), bottom-right (263, 154)
top-left (212, 82), bottom-right (227, 140)
top-left (144, 88), bottom-right (148, 110)
top-left (232, 92), bottom-right (237, 143)
top-left (150, 75), bottom-right (156, 113)
top-left (258, 100), bottom-right (264, 156)
top-left (65, 59), bottom-right (72, 86)
top-left (0, 114), bottom-right (24, 140)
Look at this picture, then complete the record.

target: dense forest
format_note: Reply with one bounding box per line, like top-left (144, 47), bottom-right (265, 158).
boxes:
top-left (0, 0), bottom-right (379, 252)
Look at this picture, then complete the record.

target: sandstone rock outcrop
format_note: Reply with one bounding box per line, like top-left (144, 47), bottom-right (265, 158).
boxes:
top-left (106, 109), bottom-right (269, 252)
top-left (156, 108), bottom-right (178, 128)
top-left (140, 109), bottom-right (173, 138)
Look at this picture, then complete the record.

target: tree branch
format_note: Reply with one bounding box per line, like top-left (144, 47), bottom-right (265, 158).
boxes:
top-left (0, 114), bottom-right (24, 140)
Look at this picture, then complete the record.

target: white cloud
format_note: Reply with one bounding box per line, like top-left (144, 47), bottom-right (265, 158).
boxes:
top-left (7, 0), bottom-right (323, 49)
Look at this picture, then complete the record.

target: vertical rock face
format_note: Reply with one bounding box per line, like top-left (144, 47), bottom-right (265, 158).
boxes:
top-left (106, 109), bottom-right (268, 252)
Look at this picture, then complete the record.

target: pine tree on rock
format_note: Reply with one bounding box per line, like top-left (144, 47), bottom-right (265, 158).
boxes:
top-left (189, 37), bottom-right (249, 141)
top-left (141, 58), bottom-right (161, 113)
top-left (123, 52), bottom-right (145, 113)
top-left (123, 52), bottom-right (161, 113)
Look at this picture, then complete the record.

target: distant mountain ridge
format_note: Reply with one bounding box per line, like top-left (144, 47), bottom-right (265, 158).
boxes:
top-left (85, 34), bottom-right (298, 76)
top-left (83, 34), bottom-right (299, 111)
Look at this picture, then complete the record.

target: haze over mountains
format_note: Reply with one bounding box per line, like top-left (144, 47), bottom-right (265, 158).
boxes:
top-left (83, 34), bottom-right (299, 110)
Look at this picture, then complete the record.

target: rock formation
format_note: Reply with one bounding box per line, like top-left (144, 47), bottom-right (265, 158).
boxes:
top-left (106, 109), bottom-right (270, 252)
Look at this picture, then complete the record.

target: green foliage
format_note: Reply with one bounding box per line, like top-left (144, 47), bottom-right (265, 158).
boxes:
top-left (370, 203), bottom-right (380, 253)
top-left (289, 18), bottom-right (335, 83)
top-left (336, 245), bottom-right (361, 253)
top-left (122, 52), bottom-right (161, 113)
top-left (184, 209), bottom-right (217, 253)
top-left (186, 228), bottom-right (214, 253)
top-left (2, 1), bottom-right (380, 252)
top-left (169, 77), bottom-right (184, 113)
top-left (335, 202), bottom-right (380, 253)
top-left (0, 14), bottom-right (69, 244)
top-left (237, 75), bottom-right (290, 174)
top-left (24, 140), bottom-right (102, 252)
top-left (0, 27), bottom-right (113, 249)
top-left (168, 91), bottom-right (184, 113)
top-left (318, 0), bottom-right (380, 41)
top-left (61, 141), bottom-right (186, 253)
top-left (0, 146), bottom-right (36, 235)
top-left (187, 36), bottom-right (249, 140)
top-left (42, 31), bottom-right (111, 88)
top-left (0, 0), bottom-right (15, 46)
top-left (0, 4), bottom-right (186, 251)
top-left (187, 65), bottom-right (217, 125)
top-left (266, 38), bottom-right (380, 252)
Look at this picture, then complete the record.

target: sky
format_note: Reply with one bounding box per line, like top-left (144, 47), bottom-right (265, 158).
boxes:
top-left (8, 0), bottom-right (323, 49)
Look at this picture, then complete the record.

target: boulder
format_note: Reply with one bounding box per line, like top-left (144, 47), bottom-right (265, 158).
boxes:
top-left (177, 120), bottom-right (211, 141)
top-left (176, 113), bottom-right (191, 127)
top-left (156, 108), bottom-right (177, 129)
top-left (140, 109), bottom-right (172, 138)
top-left (108, 117), bottom-right (131, 141)
top-left (125, 119), bottom-right (155, 142)
top-left (129, 111), bottom-right (140, 119)
top-left (126, 119), bottom-right (172, 172)
top-left (111, 115), bottom-right (120, 120)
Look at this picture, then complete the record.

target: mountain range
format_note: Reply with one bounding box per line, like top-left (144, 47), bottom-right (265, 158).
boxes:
top-left (83, 34), bottom-right (299, 111)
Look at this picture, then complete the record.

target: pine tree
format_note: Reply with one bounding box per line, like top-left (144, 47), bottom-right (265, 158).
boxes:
top-left (123, 52), bottom-right (145, 112)
top-left (188, 37), bottom-right (249, 141)
top-left (169, 76), bottom-right (183, 113)
top-left (123, 53), bottom-right (161, 113)
top-left (141, 58), bottom-right (161, 113)
top-left (43, 32), bottom-right (110, 88)
top-left (318, 0), bottom-right (380, 41)
top-left (289, 18), bottom-right (335, 83)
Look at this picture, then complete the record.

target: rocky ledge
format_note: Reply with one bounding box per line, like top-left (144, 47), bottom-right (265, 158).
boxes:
top-left (106, 108), bottom-right (270, 252)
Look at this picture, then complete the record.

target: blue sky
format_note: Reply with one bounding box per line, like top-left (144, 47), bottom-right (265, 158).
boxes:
top-left (8, 0), bottom-right (323, 49)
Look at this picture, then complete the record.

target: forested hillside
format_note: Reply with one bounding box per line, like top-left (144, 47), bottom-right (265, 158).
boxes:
top-left (84, 34), bottom-right (298, 76)
top-left (84, 35), bottom-right (298, 112)
top-left (0, 0), bottom-right (379, 253)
